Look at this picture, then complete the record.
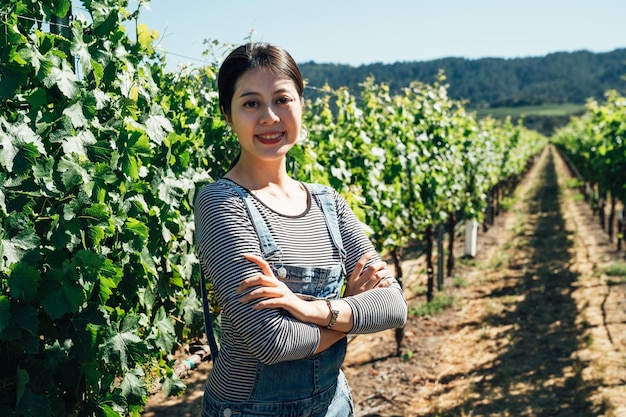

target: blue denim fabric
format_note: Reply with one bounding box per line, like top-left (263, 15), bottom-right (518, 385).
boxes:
top-left (202, 183), bottom-right (354, 417)
top-left (202, 370), bottom-right (353, 417)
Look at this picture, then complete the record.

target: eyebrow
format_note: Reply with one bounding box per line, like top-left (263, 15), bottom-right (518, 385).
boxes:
top-left (237, 88), bottom-right (292, 99)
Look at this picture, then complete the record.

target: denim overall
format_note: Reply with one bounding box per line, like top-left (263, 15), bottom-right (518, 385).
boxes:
top-left (202, 182), bottom-right (354, 417)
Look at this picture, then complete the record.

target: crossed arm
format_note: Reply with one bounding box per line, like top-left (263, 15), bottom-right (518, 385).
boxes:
top-left (237, 251), bottom-right (395, 354)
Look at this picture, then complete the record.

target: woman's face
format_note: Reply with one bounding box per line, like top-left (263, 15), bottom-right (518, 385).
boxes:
top-left (227, 67), bottom-right (303, 164)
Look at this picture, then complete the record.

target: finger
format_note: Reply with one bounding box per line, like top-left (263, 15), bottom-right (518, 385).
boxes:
top-left (358, 261), bottom-right (388, 285)
top-left (236, 274), bottom-right (277, 292)
top-left (375, 276), bottom-right (395, 288)
top-left (239, 286), bottom-right (282, 302)
top-left (349, 251), bottom-right (374, 281)
top-left (356, 264), bottom-right (392, 292)
top-left (242, 253), bottom-right (274, 277)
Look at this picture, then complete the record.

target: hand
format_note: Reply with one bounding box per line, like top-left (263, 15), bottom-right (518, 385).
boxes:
top-left (237, 254), bottom-right (318, 324)
top-left (344, 251), bottom-right (394, 297)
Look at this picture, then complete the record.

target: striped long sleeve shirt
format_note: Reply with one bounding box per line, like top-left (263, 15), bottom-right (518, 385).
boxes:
top-left (194, 179), bottom-right (407, 401)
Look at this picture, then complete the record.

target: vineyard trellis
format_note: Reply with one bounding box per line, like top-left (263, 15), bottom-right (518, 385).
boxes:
top-left (1, 1), bottom-right (546, 416)
top-left (552, 90), bottom-right (626, 253)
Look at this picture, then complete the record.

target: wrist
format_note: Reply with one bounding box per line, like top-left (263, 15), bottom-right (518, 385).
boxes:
top-left (325, 299), bottom-right (339, 329)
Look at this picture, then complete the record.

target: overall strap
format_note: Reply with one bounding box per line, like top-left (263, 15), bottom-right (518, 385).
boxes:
top-left (230, 184), bottom-right (282, 260)
top-left (199, 266), bottom-right (219, 360)
top-left (306, 183), bottom-right (347, 276)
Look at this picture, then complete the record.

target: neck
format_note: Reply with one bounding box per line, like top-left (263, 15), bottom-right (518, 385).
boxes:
top-left (225, 156), bottom-right (307, 215)
top-left (225, 155), bottom-right (293, 192)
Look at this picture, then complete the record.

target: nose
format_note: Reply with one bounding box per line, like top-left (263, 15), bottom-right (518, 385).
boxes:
top-left (260, 105), bottom-right (280, 125)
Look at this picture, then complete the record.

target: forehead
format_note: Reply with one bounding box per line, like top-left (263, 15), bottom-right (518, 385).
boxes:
top-left (234, 68), bottom-right (299, 96)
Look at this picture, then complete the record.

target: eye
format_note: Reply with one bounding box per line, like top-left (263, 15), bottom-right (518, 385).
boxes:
top-left (276, 96), bottom-right (293, 105)
top-left (243, 100), bottom-right (259, 109)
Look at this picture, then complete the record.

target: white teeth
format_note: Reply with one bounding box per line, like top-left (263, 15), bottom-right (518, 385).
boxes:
top-left (258, 133), bottom-right (282, 140)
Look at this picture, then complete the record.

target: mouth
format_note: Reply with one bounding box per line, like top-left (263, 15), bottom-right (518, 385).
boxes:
top-left (256, 132), bottom-right (284, 145)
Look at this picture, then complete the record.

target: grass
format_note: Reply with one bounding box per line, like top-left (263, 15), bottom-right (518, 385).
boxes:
top-left (453, 276), bottom-right (469, 288)
top-left (565, 178), bottom-right (584, 189)
top-left (409, 292), bottom-right (457, 317)
top-left (602, 262), bottom-right (626, 277)
top-left (602, 262), bottom-right (626, 285)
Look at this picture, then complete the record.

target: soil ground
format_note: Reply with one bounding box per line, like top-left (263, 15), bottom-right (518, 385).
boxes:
top-left (142, 145), bottom-right (626, 417)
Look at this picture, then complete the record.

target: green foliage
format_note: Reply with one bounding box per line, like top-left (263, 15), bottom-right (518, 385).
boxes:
top-left (0, 1), bottom-right (203, 415)
top-left (553, 90), bottom-right (626, 203)
top-left (298, 76), bottom-right (546, 278)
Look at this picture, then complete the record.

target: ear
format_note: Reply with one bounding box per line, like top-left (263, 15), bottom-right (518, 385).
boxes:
top-left (221, 106), bottom-right (233, 126)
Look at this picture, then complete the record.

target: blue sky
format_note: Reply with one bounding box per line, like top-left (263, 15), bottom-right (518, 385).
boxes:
top-left (78, 0), bottom-right (626, 69)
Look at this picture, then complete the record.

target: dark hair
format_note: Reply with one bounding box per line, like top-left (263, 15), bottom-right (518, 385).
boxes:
top-left (217, 42), bottom-right (305, 117)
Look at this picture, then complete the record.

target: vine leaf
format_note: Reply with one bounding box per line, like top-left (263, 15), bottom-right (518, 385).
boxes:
top-left (151, 306), bottom-right (176, 352)
top-left (0, 296), bottom-right (10, 334)
top-left (0, 118), bottom-right (46, 173)
top-left (63, 129), bottom-right (97, 156)
top-left (42, 56), bottom-right (79, 99)
top-left (0, 228), bottom-right (40, 270)
top-left (8, 263), bottom-right (41, 303)
top-left (40, 270), bottom-right (84, 320)
top-left (120, 367), bottom-right (148, 403)
top-left (101, 314), bottom-right (148, 370)
top-left (162, 375), bottom-right (186, 397)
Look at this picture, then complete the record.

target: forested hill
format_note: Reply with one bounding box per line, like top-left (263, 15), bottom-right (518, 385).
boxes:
top-left (298, 48), bottom-right (626, 109)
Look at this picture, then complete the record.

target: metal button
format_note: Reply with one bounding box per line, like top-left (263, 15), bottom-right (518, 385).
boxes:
top-left (223, 408), bottom-right (232, 417)
top-left (277, 267), bottom-right (287, 279)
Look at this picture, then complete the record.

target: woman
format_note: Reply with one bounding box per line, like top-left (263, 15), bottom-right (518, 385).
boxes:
top-left (194, 42), bottom-right (407, 417)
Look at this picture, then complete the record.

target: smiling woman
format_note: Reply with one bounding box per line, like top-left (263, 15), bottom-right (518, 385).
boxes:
top-left (193, 42), bottom-right (408, 417)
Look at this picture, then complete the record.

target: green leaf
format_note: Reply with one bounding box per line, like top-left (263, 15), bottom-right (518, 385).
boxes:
top-left (40, 274), bottom-right (84, 320)
top-left (100, 404), bottom-right (122, 417)
top-left (92, 60), bottom-right (105, 85)
top-left (57, 155), bottom-right (91, 188)
top-left (16, 367), bottom-right (29, 406)
top-left (121, 154), bottom-right (139, 180)
top-left (151, 306), bottom-right (176, 352)
top-left (0, 118), bottom-right (45, 173)
top-left (32, 157), bottom-right (59, 196)
top-left (63, 129), bottom-right (97, 156)
top-left (120, 367), bottom-right (147, 404)
top-left (0, 296), bottom-right (10, 335)
top-left (0, 228), bottom-right (40, 269)
top-left (101, 315), bottom-right (147, 370)
top-left (63, 102), bottom-right (88, 128)
top-left (84, 203), bottom-right (110, 220)
top-left (161, 375), bottom-right (186, 397)
top-left (15, 386), bottom-right (51, 417)
top-left (179, 288), bottom-right (202, 327)
top-left (2, 305), bottom-right (39, 351)
top-left (8, 263), bottom-right (41, 303)
top-left (125, 218), bottom-right (149, 240)
top-left (71, 304), bottom-right (107, 362)
top-left (53, 0), bottom-right (72, 17)
top-left (137, 24), bottom-right (158, 49)
top-left (42, 57), bottom-right (79, 99)
top-left (70, 29), bottom-right (93, 76)
top-left (145, 114), bottom-right (173, 146)
top-left (0, 188), bottom-right (5, 216)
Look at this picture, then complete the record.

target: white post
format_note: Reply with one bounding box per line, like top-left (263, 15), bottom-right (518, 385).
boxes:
top-left (465, 219), bottom-right (478, 258)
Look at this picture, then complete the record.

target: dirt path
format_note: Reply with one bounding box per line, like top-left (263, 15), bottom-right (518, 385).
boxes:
top-left (143, 145), bottom-right (626, 417)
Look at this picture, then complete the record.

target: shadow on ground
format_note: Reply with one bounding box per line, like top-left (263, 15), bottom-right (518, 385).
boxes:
top-left (442, 149), bottom-right (609, 416)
